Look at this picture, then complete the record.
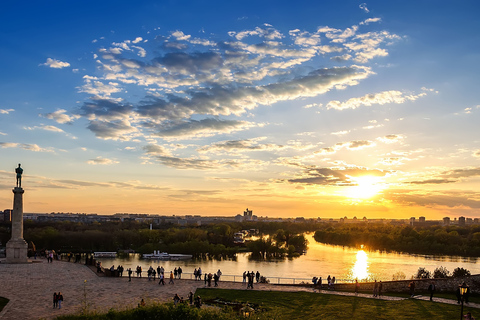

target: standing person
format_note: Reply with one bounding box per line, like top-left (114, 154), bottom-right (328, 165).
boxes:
top-left (178, 266), bottom-right (182, 279)
top-left (57, 292), bottom-right (63, 309)
top-left (194, 268), bottom-right (198, 280)
top-left (318, 276), bottom-right (322, 289)
top-left (214, 273), bottom-right (219, 287)
top-left (169, 271), bottom-right (175, 284)
top-left (355, 279), bottom-right (359, 295)
top-left (408, 281), bottom-right (415, 298)
top-left (198, 267), bottom-right (202, 281)
top-left (327, 275), bottom-right (331, 289)
top-left (174, 267), bottom-right (178, 279)
top-left (128, 268), bottom-right (132, 281)
top-left (157, 266), bottom-right (161, 278)
top-left (378, 281), bottom-right (383, 297)
top-left (188, 291), bottom-right (194, 305)
top-left (243, 271), bottom-right (247, 284)
top-left (195, 295), bottom-right (202, 308)
top-left (207, 273), bottom-right (213, 287)
top-left (204, 273), bottom-right (208, 286)
top-left (331, 276), bottom-right (336, 290)
top-left (217, 269), bottom-right (222, 280)
top-left (373, 280), bottom-right (378, 297)
top-left (53, 292), bottom-right (58, 309)
top-left (256, 271), bottom-right (260, 283)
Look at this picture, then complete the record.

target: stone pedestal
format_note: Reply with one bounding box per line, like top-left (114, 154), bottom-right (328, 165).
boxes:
top-left (6, 187), bottom-right (28, 263)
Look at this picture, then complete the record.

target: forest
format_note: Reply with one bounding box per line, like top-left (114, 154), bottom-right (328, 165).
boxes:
top-left (313, 222), bottom-right (480, 256)
top-left (0, 219), bottom-right (313, 259)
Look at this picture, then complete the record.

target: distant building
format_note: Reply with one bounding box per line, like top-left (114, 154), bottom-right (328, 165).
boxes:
top-left (467, 218), bottom-right (473, 225)
top-left (458, 216), bottom-right (466, 227)
top-left (243, 208), bottom-right (253, 221)
top-left (409, 217), bottom-right (415, 226)
top-left (2, 209), bottom-right (12, 222)
top-left (443, 217), bottom-right (450, 226)
top-left (419, 216), bottom-right (425, 223)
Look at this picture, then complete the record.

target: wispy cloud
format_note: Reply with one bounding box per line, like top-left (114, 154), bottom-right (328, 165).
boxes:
top-left (86, 156), bottom-right (119, 165)
top-left (326, 90), bottom-right (427, 110)
top-left (0, 142), bottom-right (55, 152)
top-left (40, 58), bottom-right (70, 69)
top-left (40, 109), bottom-right (80, 124)
top-left (0, 108), bottom-right (14, 114)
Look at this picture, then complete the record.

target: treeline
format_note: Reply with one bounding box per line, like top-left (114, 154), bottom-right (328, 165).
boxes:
top-left (0, 220), bottom-right (315, 259)
top-left (247, 230), bottom-right (308, 259)
top-left (313, 223), bottom-right (480, 256)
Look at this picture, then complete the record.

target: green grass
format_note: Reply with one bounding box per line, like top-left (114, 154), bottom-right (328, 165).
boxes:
top-left (0, 297), bottom-right (9, 312)
top-left (195, 288), bottom-right (478, 320)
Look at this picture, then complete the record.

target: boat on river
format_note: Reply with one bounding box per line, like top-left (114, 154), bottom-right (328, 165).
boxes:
top-left (142, 250), bottom-right (192, 260)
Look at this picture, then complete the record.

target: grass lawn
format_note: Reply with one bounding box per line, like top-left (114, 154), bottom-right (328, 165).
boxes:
top-left (0, 297), bottom-right (9, 312)
top-left (195, 288), bottom-right (478, 320)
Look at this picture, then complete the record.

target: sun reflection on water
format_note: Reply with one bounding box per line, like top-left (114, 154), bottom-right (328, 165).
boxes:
top-left (351, 250), bottom-right (369, 280)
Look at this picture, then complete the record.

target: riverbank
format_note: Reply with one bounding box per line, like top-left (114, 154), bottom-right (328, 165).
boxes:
top-left (0, 258), bottom-right (479, 319)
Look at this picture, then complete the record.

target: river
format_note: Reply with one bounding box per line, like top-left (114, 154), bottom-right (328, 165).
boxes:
top-left (96, 234), bottom-right (480, 282)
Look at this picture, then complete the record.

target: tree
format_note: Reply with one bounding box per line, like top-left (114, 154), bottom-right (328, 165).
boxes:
top-left (415, 267), bottom-right (431, 279)
top-left (433, 266), bottom-right (450, 278)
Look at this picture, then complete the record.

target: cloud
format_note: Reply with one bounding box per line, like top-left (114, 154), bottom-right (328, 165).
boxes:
top-left (0, 108), bottom-right (14, 114)
top-left (409, 179), bottom-right (458, 185)
top-left (288, 166), bottom-right (386, 186)
top-left (40, 58), bottom-right (70, 69)
top-left (86, 156), bottom-right (119, 165)
top-left (377, 134), bottom-right (404, 144)
top-left (154, 118), bottom-right (260, 140)
top-left (87, 119), bottom-right (138, 140)
top-left (0, 142), bottom-right (54, 152)
top-left (359, 3), bottom-right (370, 13)
top-left (198, 138), bottom-right (312, 154)
top-left (40, 109), bottom-right (80, 124)
top-left (474, 150), bottom-right (480, 158)
top-left (24, 125), bottom-right (64, 133)
top-left (326, 90), bottom-right (427, 110)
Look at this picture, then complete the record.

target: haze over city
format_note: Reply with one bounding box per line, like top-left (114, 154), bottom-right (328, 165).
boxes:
top-left (0, 1), bottom-right (479, 219)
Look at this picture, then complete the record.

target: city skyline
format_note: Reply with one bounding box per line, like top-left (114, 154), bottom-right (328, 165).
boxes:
top-left (1, 1), bottom-right (479, 218)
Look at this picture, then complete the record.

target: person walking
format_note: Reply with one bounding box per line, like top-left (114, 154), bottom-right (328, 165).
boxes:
top-left (408, 281), bottom-right (415, 298)
top-left (128, 268), bottom-right (132, 281)
top-left (355, 279), bottom-right (359, 295)
top-left (169, 271), bottom-right (175, 284)
top-left (159, 272), bottom-right (165, 285)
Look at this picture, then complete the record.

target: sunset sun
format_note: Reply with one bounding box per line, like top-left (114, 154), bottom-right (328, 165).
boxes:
top-left (346, 175), bottom-right (385, 200)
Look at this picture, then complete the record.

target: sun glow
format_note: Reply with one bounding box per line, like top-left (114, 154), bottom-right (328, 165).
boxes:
top-left (345, 175), bottom-right (385, 199)
top-left (351, 250), bottom-right (369, 280)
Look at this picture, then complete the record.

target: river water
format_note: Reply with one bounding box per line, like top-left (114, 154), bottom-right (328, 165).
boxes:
top-left (97, 234), bottom-right (480, 282)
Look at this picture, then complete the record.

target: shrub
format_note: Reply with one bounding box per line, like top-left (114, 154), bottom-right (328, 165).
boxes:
top-left (452, 267), bottom-right (471, 278)
top-left (392, 271), bottom-right (406, 281)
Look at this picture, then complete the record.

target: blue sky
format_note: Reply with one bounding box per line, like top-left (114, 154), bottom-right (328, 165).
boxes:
top-left (1, 0), bottom-right (479, 218)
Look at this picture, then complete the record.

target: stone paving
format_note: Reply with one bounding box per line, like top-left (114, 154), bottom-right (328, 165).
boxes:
top-left (0, 259), bottom-right (478, 319)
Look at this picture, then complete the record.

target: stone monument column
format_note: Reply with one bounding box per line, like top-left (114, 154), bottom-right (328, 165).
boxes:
top-left (6, 164), bottom-right (28, 263)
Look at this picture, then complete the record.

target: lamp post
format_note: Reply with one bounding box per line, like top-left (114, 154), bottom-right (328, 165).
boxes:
top-left (459, 282), bottom-right (469, 320)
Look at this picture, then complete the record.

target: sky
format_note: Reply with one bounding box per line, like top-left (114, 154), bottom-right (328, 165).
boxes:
top-left (1, 0), bottom-right (479, 219)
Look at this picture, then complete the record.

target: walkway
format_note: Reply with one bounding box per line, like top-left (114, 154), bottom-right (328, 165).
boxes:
top-left (0, 259), bottom-right (477, 319)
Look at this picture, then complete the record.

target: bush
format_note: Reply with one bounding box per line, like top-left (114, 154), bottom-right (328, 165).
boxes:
top-left (415, 267), bottom-right (431, 279)
top-left (392, 271), bottom-right (406, 281)
top-left (452, 267), bottom-right (471, 278)
top-left (433, 266), bottom-right (449, 278)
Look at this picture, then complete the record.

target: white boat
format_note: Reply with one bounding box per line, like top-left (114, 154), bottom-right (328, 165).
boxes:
top-left (93, 251), bottom-right (117, 258)
top-left (142, 250), bottom-right (192, 260)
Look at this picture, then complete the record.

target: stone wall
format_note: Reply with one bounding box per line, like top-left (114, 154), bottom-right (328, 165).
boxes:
top-left (333, 274), bottom-right (480, 293)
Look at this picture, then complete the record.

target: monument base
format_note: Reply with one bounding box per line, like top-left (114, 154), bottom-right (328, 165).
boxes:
top-left (6, 239), bottom-right (28, 263)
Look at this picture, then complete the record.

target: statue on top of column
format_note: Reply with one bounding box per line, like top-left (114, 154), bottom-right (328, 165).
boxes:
top-left (15, 164), bottom-right (23, 188)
